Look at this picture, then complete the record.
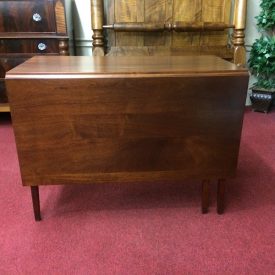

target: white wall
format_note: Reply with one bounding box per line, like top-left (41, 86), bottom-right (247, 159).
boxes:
top-left (64, 0), bottom-right (75, 55)
top-left (72, 0), bottom-right (93, 56)
top-left (246, 0), bottom-right (261, 103)
top-left (246, 0), bottom-right (261, 46)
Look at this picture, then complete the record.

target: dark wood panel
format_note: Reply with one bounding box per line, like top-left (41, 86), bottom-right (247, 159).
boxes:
top-left (0, 0), bottom-right (55, 33)
top-left (0, 57), bottom-right (28, 104)
top-left (0, 80), bottom-right (7, 102)
top-left (0, 39), bottom-right (59, 54)
top-left (7, 72), bottom-right (249, 186)
top-left (12, 112), bottom-right (242, 140)
top-left (17, 137), bottom-right (239, 177)
top-left (0, 61), bottom-right (4, 78)
top-left (7, 76), bottom-right (248, 115)
top-left (0, 57), bottom-right (28, 75)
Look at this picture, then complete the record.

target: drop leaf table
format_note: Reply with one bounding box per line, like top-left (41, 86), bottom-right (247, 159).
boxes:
top-left (6, 56), bottom-right (249, 220)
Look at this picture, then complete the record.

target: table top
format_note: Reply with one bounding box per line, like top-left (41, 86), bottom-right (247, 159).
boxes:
top-left (6, 55), bottom-right (248, 79)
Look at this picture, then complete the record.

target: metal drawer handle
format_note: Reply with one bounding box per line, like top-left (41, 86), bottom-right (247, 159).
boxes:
top-left (38, 43), bottom-right (47, 51)
top-left (33, 13), bottom-right (42, 22)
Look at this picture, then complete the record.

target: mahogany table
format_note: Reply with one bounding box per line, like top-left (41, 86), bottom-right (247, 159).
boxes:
top-left (6, 56), bottom-right (249, 220)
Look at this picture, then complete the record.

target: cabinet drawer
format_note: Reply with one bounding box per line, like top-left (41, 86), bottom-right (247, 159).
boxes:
top-left (0, 39), bottom-right (59, 54)
top-left (0, 0), bottom-right (55, 33)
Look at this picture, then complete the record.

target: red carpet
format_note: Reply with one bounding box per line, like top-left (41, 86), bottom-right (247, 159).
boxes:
top-left (0, 110), bottom-right (274, 274)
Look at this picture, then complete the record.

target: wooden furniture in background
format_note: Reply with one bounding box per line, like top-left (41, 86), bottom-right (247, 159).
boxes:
top-left (91, 0), bottom-right (247, 67)
top-left (6, 55), bottom-right (249, 220)
top-left (0, 0), bottom-right (69, 112)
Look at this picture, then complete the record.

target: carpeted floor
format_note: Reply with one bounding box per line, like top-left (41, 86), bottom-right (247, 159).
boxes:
top-left (0, 110), bottom-right (274, 274)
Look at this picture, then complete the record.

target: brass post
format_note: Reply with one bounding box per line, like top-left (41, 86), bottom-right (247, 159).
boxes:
top-left (91, 0), bottom-right (104, 56)
top-left (233, 0), bottom-right (247, 66)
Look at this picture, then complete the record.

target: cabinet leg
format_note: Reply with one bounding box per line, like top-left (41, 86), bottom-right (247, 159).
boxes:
top-left (31, 186), bottom-right (41, 221)
top-left (217, 179), bottom-right (225, 215)
top-left (201, 180), bottom-right (209, 214)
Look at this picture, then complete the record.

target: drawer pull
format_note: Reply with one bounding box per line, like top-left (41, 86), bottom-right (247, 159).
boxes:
top-left (38, 43), bottom-right (47, 51)
top-left (33, 13), bottom-right (42, 22)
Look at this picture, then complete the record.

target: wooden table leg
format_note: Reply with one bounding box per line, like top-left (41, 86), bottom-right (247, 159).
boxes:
top-left (31, 186), bottom-right (41, 221)
top-left (217, 179), bottom-right (225, 214)
top-left (202, 180), bottom-right (209, 214)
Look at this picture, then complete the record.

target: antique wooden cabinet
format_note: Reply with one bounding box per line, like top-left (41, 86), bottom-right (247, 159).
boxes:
top-left (0, 0), bottom-right (69, 112)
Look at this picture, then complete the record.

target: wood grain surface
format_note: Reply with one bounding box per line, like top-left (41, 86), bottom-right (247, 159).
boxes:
top-left (106, 0), bottom-right (231, 48)
top-left (0, 0), bottom-right (55, 33)
top-left (6, 55), bottom-right (247, 77)
top-left (92, 0), bottom-right (247, 68)
top-left (6, 56), bottom-right (249, 186)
